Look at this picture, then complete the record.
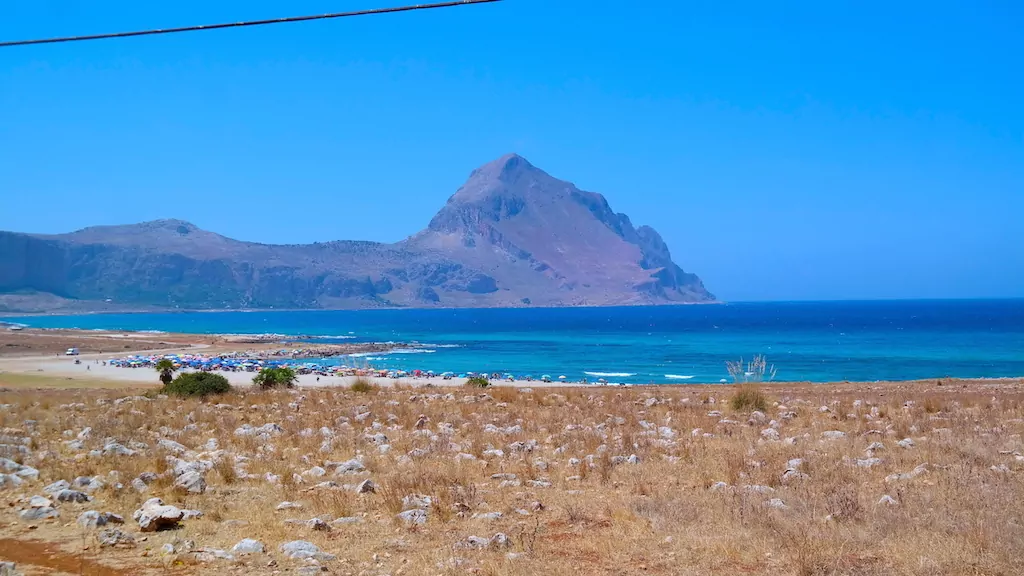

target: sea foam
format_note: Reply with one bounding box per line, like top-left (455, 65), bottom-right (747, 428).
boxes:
top-left (585, 371), bottom-right (636, 377)
top-left (665, 374), bottom-right (695, 380)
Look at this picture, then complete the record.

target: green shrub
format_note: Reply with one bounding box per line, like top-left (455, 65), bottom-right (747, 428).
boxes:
top-left (350, 377), bottom-right (377, 393)
top-left (466, 376), bottom-right (490, 388)
top-left (730, 383), bottom-right (768, 412)
top-left (163, 371), bottom-right (232, 398)
top-left (253, 367), bottom-right (297, 390)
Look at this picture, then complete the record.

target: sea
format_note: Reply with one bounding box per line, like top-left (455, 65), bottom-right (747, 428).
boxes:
top-left (4, 300), bottom-right (1023, 384)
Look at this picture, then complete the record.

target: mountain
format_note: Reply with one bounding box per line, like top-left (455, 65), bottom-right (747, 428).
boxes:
top-left (0, 154), bottom-right (714, 311)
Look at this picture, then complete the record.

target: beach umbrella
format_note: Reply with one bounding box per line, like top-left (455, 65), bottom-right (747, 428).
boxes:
top-left (558, 375), bottom-right (567, 380)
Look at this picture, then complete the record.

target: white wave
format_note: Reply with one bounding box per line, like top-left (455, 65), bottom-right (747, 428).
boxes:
top-left (412, 343), bottom-right (461, 348)
top-left (665, 374), bottom-right (695, 380)
top-left (348, 348), bottom-right (436, 358)
top-left (306, 335), bottom-right (356, 340)
top-left (585, 371), bottom-right (636, 377)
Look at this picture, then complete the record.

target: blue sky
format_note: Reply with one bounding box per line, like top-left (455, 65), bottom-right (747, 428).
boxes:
top-left (1, 0), bottom-right (1021, 301)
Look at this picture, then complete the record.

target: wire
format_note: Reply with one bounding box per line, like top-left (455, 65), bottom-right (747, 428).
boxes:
top-left (0, 0), bottom-right (501, 48)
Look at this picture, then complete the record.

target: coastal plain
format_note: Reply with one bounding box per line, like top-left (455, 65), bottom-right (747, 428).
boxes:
top-left (0, 329), bottom-right (1022, 575)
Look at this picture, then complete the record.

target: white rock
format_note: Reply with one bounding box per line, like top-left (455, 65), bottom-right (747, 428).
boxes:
top-left (855, 458), bottom-right (883, 468)
top-left (279, 540), bottom-right (335, 561)
top-left (761, 428), bottom-right (780, 441)
top-left (821, 431), bottom-right (847, 440)
top-left (897, 438), bottom-right (916, 449)
top-left (333, 459), bottom-right (365, 475)
top-left (397, 508), bottom-right (427, 525)
top-left (174, 471), bottom-right (207, 494)
top-left (56, 489), bottom-right (92, 503)
top-left (877, 495), bottom-right (898, 506)
top-left (133, 498), bottom-right (199, 532)
top-left (402, 494), bottom-right (432, 509)
top-left (77, 511), bottom-right (124, 529)
top-left (231, 539), bottom-right (265, 555)
top-left (20, 506), bottom-right (59, 521)
top-left (43, 480), bottom-right (70, 494)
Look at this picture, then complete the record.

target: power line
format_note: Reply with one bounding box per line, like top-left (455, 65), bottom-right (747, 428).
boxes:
top-left (0, 0), bottom-right (501, 48)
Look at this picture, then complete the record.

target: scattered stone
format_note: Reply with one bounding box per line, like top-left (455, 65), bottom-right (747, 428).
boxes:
top-left (402, 494), bottom-right (432, 509)
top-left (878, 495), bottom-right (898, 506)
top-left (133, 498), bottom-right (200, 532)
top-left (191, 549), bottom-right (235, 563)
top-left (333, 459), bottom-right (365, 475)
top-left (472, 511), bottom-right (503, 521)
top-left (897, 438), bottom-right (916, 449)
top-left (173, 471), bottom-right (207, 494)
top-left (885, 463), bottom-right (929, 483)
top-left (0, 561), bottom-right (14, 576)
top-left (279, 540), bottom-right (336, 561)
top-left (276, 501), bottom-right (303, 511)
top-left (781, 469), bottom-right (809, 483)
top-left (356, 479), bottom-right (376, 494)
top-left (761, 428), bottom-right (780, 441)
top-left (27, 495), bottom-right (52, 508)
top-left (43, 480), bottom-right (70, 494)
top-left (20, 506), bottom-right (59, 521)
top-left (56, 489), bottom-right (92, 503)
top-left (77, 511), bottom-right (124, 529)
top-left (231, 538), bottom-right (266, 555)
top-left (98, 528), bottom-right (136, 548)
top-left (855, 458), bottom-right (883, 468)
top-left (821, 431), bottom-right (847, 440)
top-left (764, 498), bottom-right (788, 510)
top-left (397, 509), bottom-right (428, 525)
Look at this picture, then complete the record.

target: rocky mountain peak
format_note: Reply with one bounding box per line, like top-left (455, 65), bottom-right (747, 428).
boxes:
top-left (0, 155), bottom-right (713, 311)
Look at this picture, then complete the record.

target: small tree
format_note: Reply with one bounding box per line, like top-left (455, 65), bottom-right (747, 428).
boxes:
top-left (155, 358), bottom-right (177, 386)
top-left (253, 366), bottom-right (298, 390)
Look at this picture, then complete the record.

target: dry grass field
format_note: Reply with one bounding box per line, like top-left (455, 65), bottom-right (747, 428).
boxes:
top-left (1, 379), bottom-right (1023, 575)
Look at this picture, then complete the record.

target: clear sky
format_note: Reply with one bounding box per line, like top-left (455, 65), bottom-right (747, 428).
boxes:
top-left (1, 1), bottom-right (1021, 302)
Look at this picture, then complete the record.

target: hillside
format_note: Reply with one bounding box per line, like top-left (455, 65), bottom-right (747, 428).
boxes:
top-left (0, 154), bottom-right (713, 311)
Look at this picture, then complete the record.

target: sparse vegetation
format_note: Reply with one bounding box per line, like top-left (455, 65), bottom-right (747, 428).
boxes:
top-left (731, 383), bottom-right (769, 412)
top-left (466, 375), bottom-right (490, 388)
top-left (162, 371), bottom-right (231, 398)
top-left (350, 377), bottom-right (377, 393)
top-left (1, 379), bottom-right (1022, 576)
top-left (155, 358), bottom-right (177, 385)
top-left (252, 366), bottom-right (297, 390)
top-left (726, 354), bottom-right (778, 383)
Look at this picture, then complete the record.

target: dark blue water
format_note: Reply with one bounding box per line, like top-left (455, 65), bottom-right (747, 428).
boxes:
top-left (5, 300), bottom-right (1023, 383)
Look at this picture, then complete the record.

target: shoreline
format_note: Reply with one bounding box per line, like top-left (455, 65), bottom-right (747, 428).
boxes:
top-left (3, 347), bottom-right (1022, 391)
top-left (2, 326), bottom-right (1022, 389)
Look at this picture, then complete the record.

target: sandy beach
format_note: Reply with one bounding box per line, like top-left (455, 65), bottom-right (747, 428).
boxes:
top-left (0, 352), bottom-right (587, 389)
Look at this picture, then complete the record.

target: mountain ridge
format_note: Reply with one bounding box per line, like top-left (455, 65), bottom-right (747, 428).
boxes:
top-left (0, 154), bottom-right (714, 312)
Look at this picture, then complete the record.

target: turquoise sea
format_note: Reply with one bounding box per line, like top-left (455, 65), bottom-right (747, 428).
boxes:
top-left (5, 300), bottom-right (1023, 384)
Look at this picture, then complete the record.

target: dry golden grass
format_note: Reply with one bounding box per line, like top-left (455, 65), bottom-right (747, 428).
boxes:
top-left (0, 380), bottom-right (1023, 575)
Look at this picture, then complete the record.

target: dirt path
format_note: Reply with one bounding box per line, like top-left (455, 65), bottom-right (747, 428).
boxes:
top-left (0, 538), bottom-right (140, 576)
